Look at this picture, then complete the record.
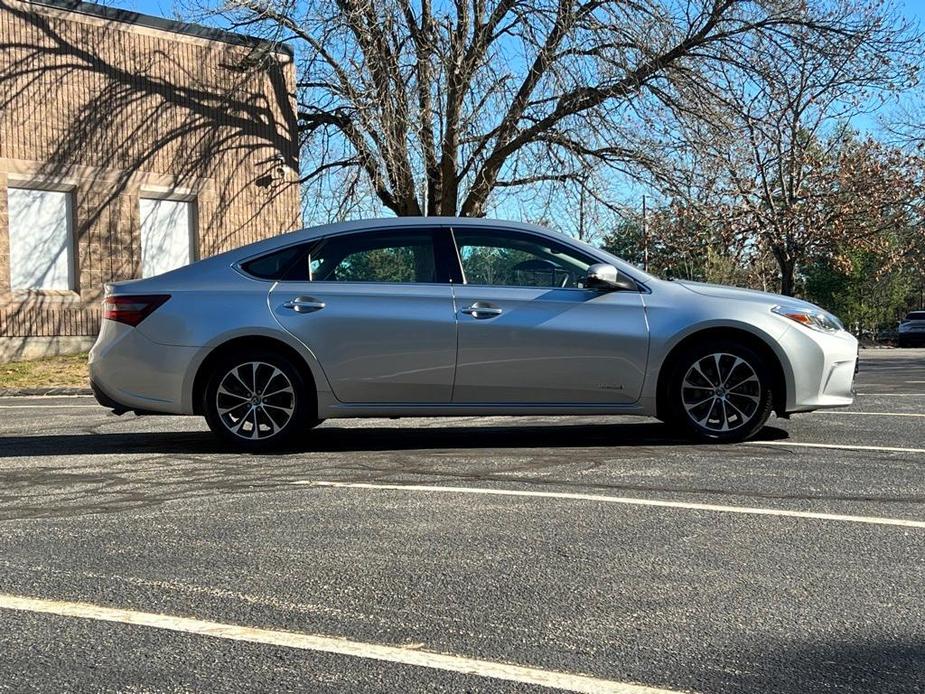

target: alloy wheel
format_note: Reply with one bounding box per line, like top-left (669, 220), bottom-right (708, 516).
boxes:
top-left (215, 361), bottom-right (295, 439)
top-left (681, 352), bottom-right (761, 432)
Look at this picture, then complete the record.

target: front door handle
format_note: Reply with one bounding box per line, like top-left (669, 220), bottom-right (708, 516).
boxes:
top-left (460, 302), bottom-right (503, 319)
top-left (282, 296), bottom-right (326, 313)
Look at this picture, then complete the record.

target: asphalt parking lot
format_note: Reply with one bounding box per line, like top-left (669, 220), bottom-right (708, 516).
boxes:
top-left (0, 348), bottom-right (923, 693)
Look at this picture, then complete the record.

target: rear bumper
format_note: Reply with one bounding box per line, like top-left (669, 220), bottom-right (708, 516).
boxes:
top-left (898, 333), bottom-right (925, 344)
top-left (90, 379), bottom-right (171, 416)
top-left (89, 320), bottom-right (197, 414)
top-left (90, 378), bottom-right (130, 414)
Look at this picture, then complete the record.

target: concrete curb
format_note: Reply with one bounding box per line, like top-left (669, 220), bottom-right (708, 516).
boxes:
top-left (0, 387), bottom-right (93, 397)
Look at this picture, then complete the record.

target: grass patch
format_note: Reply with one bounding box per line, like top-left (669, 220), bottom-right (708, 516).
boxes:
top-left (0, 353), bottom-right (89, 390)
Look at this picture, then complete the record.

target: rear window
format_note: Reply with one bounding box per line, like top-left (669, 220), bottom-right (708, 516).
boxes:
top-left (906, 312), bottom-right (925, 321)
top-left (239, 244), bottom-right (307, 280)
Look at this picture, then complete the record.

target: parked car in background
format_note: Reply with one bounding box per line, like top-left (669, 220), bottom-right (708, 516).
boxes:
top-left (898, 311), bottom-right (925, 347)
top-left (89, 218), bottom-right (859, 451)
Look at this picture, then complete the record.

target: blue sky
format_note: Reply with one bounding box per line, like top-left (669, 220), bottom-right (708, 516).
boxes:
top-left (895, 0), bottom-right (925, 23)
top-left (107, 0), bottom-right (925, 117)
top-left (109, 0), bottom-right (925, 23)
top-left (98, 0), bottom-right (925, 220)
top-left (105, 0), bottom-right (173, 17)
top-left (106, 0), bottom-right (925, 34)
top-left (905, 0), bottom-right (925, 21)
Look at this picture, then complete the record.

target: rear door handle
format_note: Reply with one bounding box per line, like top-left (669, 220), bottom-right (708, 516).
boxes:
top-left (460, 302), bottom-right (503, 319)
top-left (282, 296), bottom-right (325, 313)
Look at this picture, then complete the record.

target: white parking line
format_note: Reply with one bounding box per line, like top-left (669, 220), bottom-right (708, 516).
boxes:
top-left (812, 411), bottom-right (925, 418)
top-left (0, 594), bottom-right (675, 694)
top-left (752, 441), bottom-right (925, 454)
top-left (299, 481), bottom-right (925, 529)
top-left (0, 405), bottom-right (100, 409)
top-left (855, 393), bottom-right (925, 396)
top-left (0, 394), bottom-right (92, 399)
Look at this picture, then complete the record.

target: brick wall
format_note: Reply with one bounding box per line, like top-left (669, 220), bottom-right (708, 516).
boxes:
top-left (0, 0), bottom-right (301, 339)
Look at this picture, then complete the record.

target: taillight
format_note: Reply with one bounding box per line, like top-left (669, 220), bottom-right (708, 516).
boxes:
top-left (103, 295), bottom-right (170, 326)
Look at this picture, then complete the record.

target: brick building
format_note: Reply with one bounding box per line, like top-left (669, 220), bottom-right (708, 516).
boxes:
top-left (0, 0), bottom-right (301, 359)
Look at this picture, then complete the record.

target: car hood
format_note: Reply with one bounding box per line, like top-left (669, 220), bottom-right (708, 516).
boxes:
top-left (673, 280), bottom-right (820, 310)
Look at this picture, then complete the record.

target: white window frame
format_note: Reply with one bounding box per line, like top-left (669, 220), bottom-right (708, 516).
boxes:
top-left (138, 189), bottom-right (198, 278)
top-left (5, 179), bottom-right (77, 293)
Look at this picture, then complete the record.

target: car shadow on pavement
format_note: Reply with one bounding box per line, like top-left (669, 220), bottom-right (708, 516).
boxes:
top-left (0, 423), bottom-right (799, 520)
top-left (1, 421), bottom-right (790, 457)
top-left (710, 635), bottom-right (925, 694)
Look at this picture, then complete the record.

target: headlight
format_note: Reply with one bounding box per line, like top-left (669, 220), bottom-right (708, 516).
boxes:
top-left (771, 305), bottom-right (844, 334)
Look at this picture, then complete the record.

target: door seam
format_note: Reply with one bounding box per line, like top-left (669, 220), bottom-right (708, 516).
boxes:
top-left (449, 282), bottom-right (460, 402)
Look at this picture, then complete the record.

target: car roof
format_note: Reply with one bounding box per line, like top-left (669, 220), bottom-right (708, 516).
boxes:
top-left (293, 217), bottom-right (561, 241)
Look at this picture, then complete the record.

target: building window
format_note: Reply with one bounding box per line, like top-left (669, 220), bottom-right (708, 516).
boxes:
top-left (7, 187), bottom-right (74, 291)
top-left (139, 197), bottom-right (196, 278)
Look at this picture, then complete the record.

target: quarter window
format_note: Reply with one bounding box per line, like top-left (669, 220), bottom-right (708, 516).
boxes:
top-left (240, 244), bottom-right (308, 280)
top-left (308, 230), bottom-right (438, 283)
top-left (7, 186), bottom-right (74, 291)
top-left (453, 230), bottom-right (593, 288)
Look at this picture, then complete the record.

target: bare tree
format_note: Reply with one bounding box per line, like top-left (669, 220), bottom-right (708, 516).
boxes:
top-left (190, 0), bottom-right (918, 221)
top-left (651, 2), bottom-right (920, 294)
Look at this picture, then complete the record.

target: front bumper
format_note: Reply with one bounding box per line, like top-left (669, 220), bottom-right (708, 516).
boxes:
top-left (777, 324), bottom-right (858, 413)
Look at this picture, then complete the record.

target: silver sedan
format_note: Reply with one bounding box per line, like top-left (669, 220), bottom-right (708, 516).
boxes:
top-left (90, 218), bottom-right (858, 451)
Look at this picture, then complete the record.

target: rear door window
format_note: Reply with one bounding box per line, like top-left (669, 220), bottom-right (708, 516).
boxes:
top-left (306, 229), bottom-right (442, 283)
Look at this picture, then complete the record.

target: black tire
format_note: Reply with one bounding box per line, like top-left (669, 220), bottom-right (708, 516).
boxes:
top-left (202, 350), bottom-right (314, 451)
top-left (665, 340), bottom-right (774, 443)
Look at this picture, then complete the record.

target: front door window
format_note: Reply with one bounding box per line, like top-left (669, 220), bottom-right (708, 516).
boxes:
top-left (453, 230), bottom-right (592, 289)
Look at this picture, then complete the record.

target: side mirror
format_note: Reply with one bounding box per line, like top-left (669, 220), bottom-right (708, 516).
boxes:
top-left (585, 263), bottom-right (637, 291)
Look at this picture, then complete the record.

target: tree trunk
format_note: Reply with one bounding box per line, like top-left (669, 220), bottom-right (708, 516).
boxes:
top-left (778, 258), bottom-right (796, 297)
top-left (770, 244), bottom-right (796, 296)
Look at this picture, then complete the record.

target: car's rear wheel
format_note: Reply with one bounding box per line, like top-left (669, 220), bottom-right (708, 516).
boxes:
top-left (667, 341), bottom-right (774, 443)
top-left (202, 351), bottom-right (313, 451)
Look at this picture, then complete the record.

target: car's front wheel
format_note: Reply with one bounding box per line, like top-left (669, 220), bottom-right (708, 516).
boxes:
top-left (667, 341), bottom-right (774, 443)
top-left (202, 351), bottom-right (313, 451)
